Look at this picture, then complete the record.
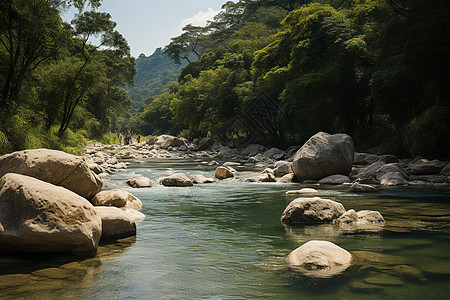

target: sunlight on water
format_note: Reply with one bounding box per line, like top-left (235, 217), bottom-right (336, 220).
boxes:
top-left (1, 159), bottom-right (450, 299)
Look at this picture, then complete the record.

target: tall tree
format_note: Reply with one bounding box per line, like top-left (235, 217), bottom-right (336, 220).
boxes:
top-left (57, 10), bottom-right (130, 136)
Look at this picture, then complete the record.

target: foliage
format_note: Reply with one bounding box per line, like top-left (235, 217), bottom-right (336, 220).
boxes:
top-left (0, 0), bottom-right (136, 154)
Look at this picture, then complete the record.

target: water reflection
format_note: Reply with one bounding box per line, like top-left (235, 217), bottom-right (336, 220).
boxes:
top-left (0, 236), bottom-right (135, 298)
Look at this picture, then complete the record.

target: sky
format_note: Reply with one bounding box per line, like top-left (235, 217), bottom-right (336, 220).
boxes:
top-left (63, 0), bottom-right (227, 57)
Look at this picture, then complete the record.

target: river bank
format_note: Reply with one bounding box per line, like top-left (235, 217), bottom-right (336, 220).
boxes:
top-left (83, 134), bottom-right (450, 188)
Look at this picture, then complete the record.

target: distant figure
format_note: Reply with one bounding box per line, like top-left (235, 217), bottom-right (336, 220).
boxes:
top-left (207, 131), bottom-right (212, 138)
top-left (137, 135), bottom-right (141, 143)
top-left (119, 133), bottom-right (123, 145)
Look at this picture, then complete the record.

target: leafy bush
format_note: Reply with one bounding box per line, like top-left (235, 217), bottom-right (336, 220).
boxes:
top-left (403, 106), bottom-right (450, 159)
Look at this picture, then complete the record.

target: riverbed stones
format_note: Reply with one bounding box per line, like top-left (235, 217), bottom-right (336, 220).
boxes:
top-left (146, 134), bottom-right (187, 149)
top-left (287, 240), bottom-right (352, 278)
top-left (94, 206), bottom-right (136, 241)
top-left (240, 144), bottom-right (266, 157)
top-left (0, 173), bottom-right (102, 254)
top-left (0, 149), bottom-right (102, 199)
top-left (263, 147), bottom-right (286, 160)
top-left (126, 176), bottom-right (153, 188)
top-left (215, 166), bottom-right (234, 179)
top-left (160, 173), bottom-right (194, 187)
top-left (281, 197), bottom-right (346, 225)
top-left (292, 132), bottom-right (355, 181)
top-left (91, 189), bottom-right (143, 210)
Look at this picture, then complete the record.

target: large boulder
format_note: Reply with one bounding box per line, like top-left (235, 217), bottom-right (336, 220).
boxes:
top-left (0, 149), bottom-right (102, 199)
top-left (94, 207), bottom-right (136, 241)
top-left (0, 173), bottom-right (101, 254)
top-left (292, 132), bottom-right (355, 181)
top-left (146, 135), bottom-right (187, 149)
top-left (91, 189), bottom-right (143, 210)
top-left (126, 177), bottom-right (153, 188)
top-left (160, 173), bottom-right (194, 187)
top-left (281, 197), bottom-right (346, 226)
top-left (287, 240), bottom-right (352, 278)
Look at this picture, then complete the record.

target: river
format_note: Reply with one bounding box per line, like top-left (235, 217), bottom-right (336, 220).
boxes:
top-left (1, 158), bottom-right (450, 299)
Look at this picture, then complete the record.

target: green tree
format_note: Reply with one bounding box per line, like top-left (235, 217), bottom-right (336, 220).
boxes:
top-left (56, 10), bottom-right (130, 136)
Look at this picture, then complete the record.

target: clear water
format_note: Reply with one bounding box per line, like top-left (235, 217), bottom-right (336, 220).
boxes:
top-left (1, 159), bottom-right (450, 299)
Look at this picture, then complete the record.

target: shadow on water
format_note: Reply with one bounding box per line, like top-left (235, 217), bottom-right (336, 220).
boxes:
top-left (0, 236), bottom-right (136, 298)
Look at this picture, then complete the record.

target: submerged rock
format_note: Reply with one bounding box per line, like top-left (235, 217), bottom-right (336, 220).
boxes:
top-left (281, 197), bottom-right (346, 225)
top-left (91, 189), bottom-right (143, 210)
top-left (0, 148), bottom-right (102, 199)
top-left (292, 132), bottom-right (355, 181)
top-left (0, 173), bottom-right (101, 254)
top-left (285, 188), bottom-right (319, 195)
top-left (287, 240), bottom-right (352, 278)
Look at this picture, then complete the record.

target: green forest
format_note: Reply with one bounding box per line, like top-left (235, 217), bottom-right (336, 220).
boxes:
top-left (1, 0), bottom-right (449, 158)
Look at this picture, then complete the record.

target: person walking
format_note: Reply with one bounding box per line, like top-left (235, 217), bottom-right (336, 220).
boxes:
top-left (119, 133), bottom-right (123, 145)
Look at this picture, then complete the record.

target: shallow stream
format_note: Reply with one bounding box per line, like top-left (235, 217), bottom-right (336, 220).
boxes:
top-left (1, 159), bottom-right (450, 299)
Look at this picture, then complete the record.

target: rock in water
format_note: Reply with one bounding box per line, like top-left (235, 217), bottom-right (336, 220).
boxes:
top-left (287, 240), bottom-right (352, 278)
top-left (160, 173), bottom-right (194, 187)
top-left (94, 206), bottom-right (137, 241)
top-left (0, 173), bottom-right (102, 254)
top-left (91, 189), bottom-right (143, 210)
top-left (126, 177), bottom-right (153, 188)
top-left (215, 166), bottom-right (234, 179)
top-left (281, 197), bottom-right (346, 225)
top-left (292, 132), bottom-right (354, 181)
top-left (0, 149), bottom-right (102, 199)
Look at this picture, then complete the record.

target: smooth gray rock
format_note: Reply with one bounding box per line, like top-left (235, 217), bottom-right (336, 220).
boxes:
top-left (292, 132), bottom-right (355, 181)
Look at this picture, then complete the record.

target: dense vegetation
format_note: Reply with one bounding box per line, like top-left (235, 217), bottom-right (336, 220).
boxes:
top-left (0, 0), bottom-right (135, 154)
top-left (1, 0), bottom-right (449, 159)
top-left (137, 0), bottom-right (450, 158)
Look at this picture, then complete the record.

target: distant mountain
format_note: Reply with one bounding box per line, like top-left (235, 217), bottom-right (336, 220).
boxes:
top-left (126, 48), bottom-right (185, 111)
